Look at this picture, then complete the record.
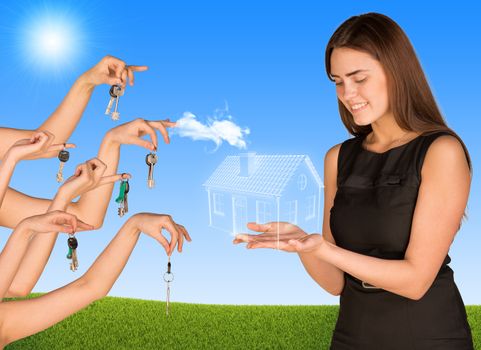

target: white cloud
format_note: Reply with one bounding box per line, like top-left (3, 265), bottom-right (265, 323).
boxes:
top-left (174, 112), bottom-right (250, 150)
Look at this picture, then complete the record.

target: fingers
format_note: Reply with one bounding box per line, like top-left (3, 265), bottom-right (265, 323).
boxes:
top-left (147, 120), bottom-right (172, 145)
top-left (106, 75), bottom-right (122, 86)
top-left (73, 163), bottom-right (87, 177)
top-left (126, 65), bottom-right (148, 86)
top-left (75, 219), bottom-right (95, 232)
top-left (97, 173), bottom-right (132, 186)
top-left (246, 240), bottom-right (295, 252)
top-left (127, 135), bottom-right (156, 151)
top-left (125, 119), bottom-right (157, 150)
top-left (86, 158), bottom-right (107, 182)
top-left (46, 143), bottom-right (76, 154)
top-left (128, 65), bottom-right (149, 72)
top-left (175, 224), bottom-right (191, 252)
top-left (160, 216), bottom-right (181, 256)
top-left (121, 69), bottom-right (128, 89)
top-left (176, 224), bottom-right (184, 252)
top-left (127, 68), bottom-right (134, 86)
top-left (247, 222), bottom-right (273, 232)
top-left (50, 211), bottom-right (81, 233)
top-left (138, 119), bottom-right (158, 149)
top-left (152, 231), bottom-right (170, 255)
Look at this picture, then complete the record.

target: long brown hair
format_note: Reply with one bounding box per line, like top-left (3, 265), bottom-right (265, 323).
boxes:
top-left (325, 13), bottom-right (472, 222)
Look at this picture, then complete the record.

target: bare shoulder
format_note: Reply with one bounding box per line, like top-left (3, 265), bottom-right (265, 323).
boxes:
top-left (324, 143), bottom-right (342, 168)
top-left (423, 135), bottom-right (470, 174)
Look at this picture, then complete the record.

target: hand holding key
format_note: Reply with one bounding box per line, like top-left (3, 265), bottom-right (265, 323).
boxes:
top-left (57, 158), bottom-right (131, 203)
top-left (81, 55), bottom-right (148, 88)
top-left (17, 210), bottom-right (93, 236)
top-left (5, 131), bottom-right (75, 163)
top-left (105, 118), bottom-right (176, 151)
top-left (129, 213), bottom-right (192, 256)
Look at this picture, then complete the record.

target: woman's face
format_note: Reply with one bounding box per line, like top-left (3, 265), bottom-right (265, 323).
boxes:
top-left (330, 47), bottom-right (390, 126)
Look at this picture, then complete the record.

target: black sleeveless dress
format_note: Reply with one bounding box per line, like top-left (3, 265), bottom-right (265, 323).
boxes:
top-left (329, 131), bottom-right (474, 350)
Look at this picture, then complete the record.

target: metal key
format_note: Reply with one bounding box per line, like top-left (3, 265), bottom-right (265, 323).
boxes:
top-left (123, 180), bottom-right (129, 214)
top-left (57, 149), bottom-right (70, 182)
top-left (115, 179), bottom-right (128, 217)
top-left (110, 85), bottom-right (124, 121)
top-left (105, 96), bottom-right (115, 115)
top-left (163, 257), bottom-right (174, 316)
top-left (145, 152), bottom-right (158, 189)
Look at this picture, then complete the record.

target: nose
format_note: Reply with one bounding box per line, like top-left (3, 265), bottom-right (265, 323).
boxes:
top-left (342, 81), bottom-right (357, 101)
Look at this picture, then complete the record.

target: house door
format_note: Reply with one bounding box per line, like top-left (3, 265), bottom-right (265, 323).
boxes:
top-left (232, 196), bottom-right (247, 234)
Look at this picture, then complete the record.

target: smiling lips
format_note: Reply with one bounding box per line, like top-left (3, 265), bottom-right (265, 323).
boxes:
top-left (350, 102), bottom-right (368, 113)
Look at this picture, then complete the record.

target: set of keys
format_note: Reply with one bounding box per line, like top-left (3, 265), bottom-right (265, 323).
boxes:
top-left (66, 234), bottom-right (79, 272)
top-left (115, 177), bottom-right (130, 217)
top-left (163, 257), bottom-right (174, 316)
top-left (105, 84), bottom-right (124, 121)
top-left (56, 146), bottom-right (70, 182)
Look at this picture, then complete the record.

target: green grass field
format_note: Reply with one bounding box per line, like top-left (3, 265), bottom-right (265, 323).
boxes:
top-left (5, 296), bottom-right (480, 349)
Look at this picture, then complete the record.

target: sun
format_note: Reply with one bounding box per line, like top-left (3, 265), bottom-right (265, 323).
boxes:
top-left (19, 8), bottom-right (85, 75)
top-left (33, 23), bottom-right (72, 59)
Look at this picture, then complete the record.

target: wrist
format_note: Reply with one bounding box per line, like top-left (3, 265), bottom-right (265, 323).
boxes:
top-left (3, 150), bottom-right (19, 166)
top-left (53, 191), bottom-right (72, 208)
top-left (103, 130), bottom-right (121, 148)
top-left (15, 220), bottom-right (34, 240)
top-left (314, 237), bottom-right (331, 260)
top-left (124, 215), bottom-right (141, 236)
top-left (77, 72), bottom-right (96, 92)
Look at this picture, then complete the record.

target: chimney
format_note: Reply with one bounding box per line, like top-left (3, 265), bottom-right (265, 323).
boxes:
top-left (239, 152), bottom-right (257, 177)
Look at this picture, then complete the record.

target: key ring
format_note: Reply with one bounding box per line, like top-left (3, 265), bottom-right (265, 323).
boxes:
top-left (163, 260), bottom-right (174, 282)
top-left (163, 272), bottom-right (174, 283)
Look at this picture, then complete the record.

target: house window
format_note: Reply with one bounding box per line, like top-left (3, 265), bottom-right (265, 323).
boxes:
top-left (298, 174), bottom-right (307, 191)
top-left (213, 193), bottom-right (225, 215)
top-left (286, 200), bottom-right (298, 224)
top-left (256, 201), bottom-right (272, 224)
top-left (306, 195), bottom-right (316, 220)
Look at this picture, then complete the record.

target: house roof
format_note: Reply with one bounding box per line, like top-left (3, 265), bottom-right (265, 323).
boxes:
top-left (203, 154), bottom-right (323, 197)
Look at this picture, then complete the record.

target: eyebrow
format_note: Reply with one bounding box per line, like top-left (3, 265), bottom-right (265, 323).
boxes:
top-left (330, 69), bottom-right (369, 78)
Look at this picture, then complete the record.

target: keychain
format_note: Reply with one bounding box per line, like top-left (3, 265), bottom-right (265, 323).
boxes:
top-left (145, 152), bottom-right (158, 189)
top-left (163, 256), bottom-right (174, 316)
top-left (56, 145), bottom-right (70, 182)
top-left (115, 175), bottom-right (130, 217)
top-left (105, 84), bottom-right (124, 121)
top-left (66, 233), bottom-right (79, 272)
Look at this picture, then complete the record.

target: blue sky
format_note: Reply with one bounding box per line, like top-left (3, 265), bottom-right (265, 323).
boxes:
top-left (0, 0), bottom-right (480, 305)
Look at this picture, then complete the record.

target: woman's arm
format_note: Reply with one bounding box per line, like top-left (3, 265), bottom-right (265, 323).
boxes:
top-left (0, 132), bottom-right (73, 209)
top-left (0, 212), bottom-right (190, 347)
top-left (0, 56), bottom-right (147, 160)
top-left (297, 144), bottom-right (345, 295)
top-left (234, 144), bottom-right (346, 295)
top-left (313, 135), bottom-right (471, 300)
top-left (0, 212), bottom-right (86, 300)
top-left (263, 136), bottom-right (470, 300)
top-left (0, 118), bottom-right (173, 229)
top-left (236, 136), bottom-right (471, 300)
top-left (4, 159), bottom-right (122, 298)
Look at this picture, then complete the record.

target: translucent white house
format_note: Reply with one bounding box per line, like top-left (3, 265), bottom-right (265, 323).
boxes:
top-left (203, 152), bottom-right (323, 235)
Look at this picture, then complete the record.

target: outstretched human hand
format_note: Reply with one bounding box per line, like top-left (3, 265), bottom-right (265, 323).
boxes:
top-left (81, 55), bottom-right (148, 88)
top-left (105, 118), bottom-right (176, 151)
top-left (5, 131), bottom-right (75, 162)
top-left (130, 213), bottom-right (192, 256)
top-left (57, 158), bottom-right (131, 203)
top-left (17, 210), bottom-right (94, 236)
top-left (233, 221), bottom-right (324, 253)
